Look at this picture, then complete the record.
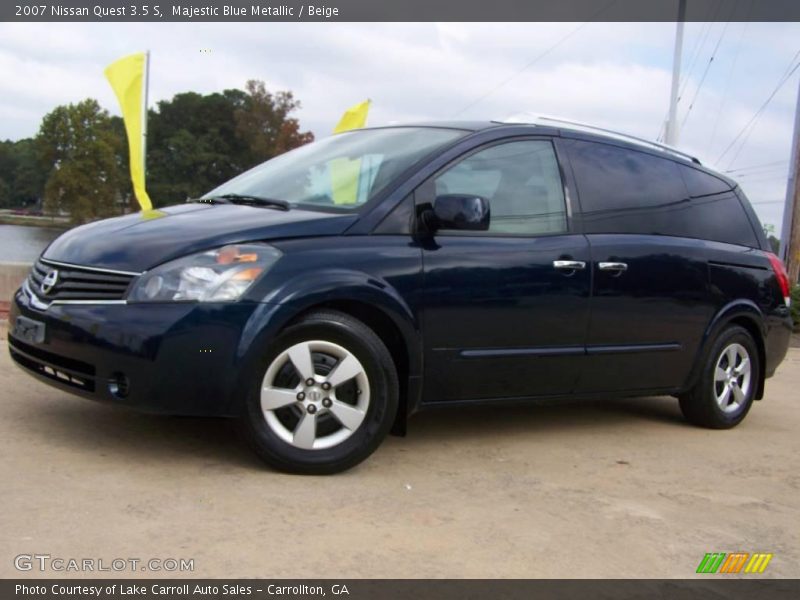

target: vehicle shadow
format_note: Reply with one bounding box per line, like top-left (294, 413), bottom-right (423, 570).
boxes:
top-left (25, 393), bottom-right (685, 470)
top-left (403, 395), bottom-right (686, 444)
top-left (25, 399), bottom-right (265, 470)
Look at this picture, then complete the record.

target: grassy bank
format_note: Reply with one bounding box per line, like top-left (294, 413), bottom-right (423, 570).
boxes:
top-left (0, 215), bottom-right (69, 229)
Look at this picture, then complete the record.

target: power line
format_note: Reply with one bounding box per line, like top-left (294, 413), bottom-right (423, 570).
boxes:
top-left (680, 19), bottom-right (732, 131)
top-left (656, 1), bottom-right (723, 141)
top-left (725, 160), bottom-right (788, 173)
top-left (777, 48), bottom-right (800, 82)
top-left (724, 60), bottom-right (800, 169)
top-left (707, 5), bottom-right (751, 154)
top-left (729, 167), bottom-right (788, 177)
top-left (451, 0), bottom-right (618, 118)
top-left (659, 22), bottom-right (716, 139)
top-left (716, 49), bottom-right (800, 167)
top-left (677, 24), bottom-right (712, 97)
top-left (736, 175), bottom-right (788, 184)
top-left (677, 7), bottom-right (722, 99)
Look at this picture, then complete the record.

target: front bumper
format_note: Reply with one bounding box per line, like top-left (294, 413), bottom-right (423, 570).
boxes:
top-left (8, 284), bottom-right (274, 416)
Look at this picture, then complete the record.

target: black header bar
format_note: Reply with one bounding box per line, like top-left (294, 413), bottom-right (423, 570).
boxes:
top-left (4, 0), bottom-right (800, 23)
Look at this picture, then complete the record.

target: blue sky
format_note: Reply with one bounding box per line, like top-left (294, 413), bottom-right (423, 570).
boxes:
top-left (0, 21), bottom-right (798, 229)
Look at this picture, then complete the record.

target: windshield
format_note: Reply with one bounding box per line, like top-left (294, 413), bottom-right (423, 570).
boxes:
top-left (204, 127), bottom-right (467, 211)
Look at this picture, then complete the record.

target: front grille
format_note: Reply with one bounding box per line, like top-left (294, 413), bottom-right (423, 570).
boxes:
top-left (9, 338), bottom-right (96, 392)
top-left (28, 259), bottom-right (136, 302)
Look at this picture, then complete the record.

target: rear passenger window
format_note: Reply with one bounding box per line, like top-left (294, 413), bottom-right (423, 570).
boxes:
top-left (433, 140), bottom-right (567, 235)
top-left (568, 140), bottom-right (685, 213)
top-left (568, 140), bottom-right (757, 247)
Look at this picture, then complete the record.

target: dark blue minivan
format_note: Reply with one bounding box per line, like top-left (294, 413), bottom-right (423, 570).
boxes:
top-left (8, 118), bottom-right (794, 473)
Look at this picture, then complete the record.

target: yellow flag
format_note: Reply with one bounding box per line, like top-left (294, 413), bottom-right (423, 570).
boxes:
top-left (330, 158), bottom-right (362, 205)
top-left (333, 99), bottom-right (371, 134)
top-left (331, 100), bottom-right (371, 204)
top-left (105, 52), bottom-right (153, 211)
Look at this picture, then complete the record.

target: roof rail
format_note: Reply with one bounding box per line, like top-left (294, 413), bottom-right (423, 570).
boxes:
top-left (497, 112), bottom-right (702, 165)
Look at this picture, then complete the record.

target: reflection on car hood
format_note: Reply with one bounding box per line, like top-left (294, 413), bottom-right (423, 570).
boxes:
top-left (43, 203), bottom-right (357, 272)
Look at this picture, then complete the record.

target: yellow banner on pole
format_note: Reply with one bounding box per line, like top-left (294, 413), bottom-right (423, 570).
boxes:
top-left (333, 99), bottom-right (371, 134)
top-left (105, 52), bottom-right (153, 212)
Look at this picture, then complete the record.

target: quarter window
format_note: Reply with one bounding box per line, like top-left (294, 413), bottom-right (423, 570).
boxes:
top-left (433, 140), bottom-right (567, 235)
top-left (680, 165), bottom-right (731, 197)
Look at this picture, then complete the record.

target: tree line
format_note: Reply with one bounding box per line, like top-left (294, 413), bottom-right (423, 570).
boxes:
top-left (0, 80), bottom-right (314, 224)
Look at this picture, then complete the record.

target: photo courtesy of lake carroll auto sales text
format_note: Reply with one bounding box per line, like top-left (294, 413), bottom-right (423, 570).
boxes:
top-left (15, 583), bottom-right (348, 596)
top-left (1, 1), bottom-right (799, 598)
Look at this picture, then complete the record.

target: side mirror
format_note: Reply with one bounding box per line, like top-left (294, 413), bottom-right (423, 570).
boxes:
top-left (426, 194), bottom-right (490, 232)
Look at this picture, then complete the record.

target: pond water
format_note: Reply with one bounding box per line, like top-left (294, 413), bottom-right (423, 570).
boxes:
top-left (0, 224), bottom-right (64, 263)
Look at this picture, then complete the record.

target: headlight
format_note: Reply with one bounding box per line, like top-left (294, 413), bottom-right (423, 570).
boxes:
top-left (128, 244), bottom-right (282, 302)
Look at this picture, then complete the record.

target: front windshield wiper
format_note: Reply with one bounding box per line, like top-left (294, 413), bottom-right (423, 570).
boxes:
top-left (195, 194), bottom-right (291, 211)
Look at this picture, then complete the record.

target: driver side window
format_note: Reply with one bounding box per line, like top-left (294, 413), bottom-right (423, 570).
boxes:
top-left (434, 140), bottom-right (567, 235)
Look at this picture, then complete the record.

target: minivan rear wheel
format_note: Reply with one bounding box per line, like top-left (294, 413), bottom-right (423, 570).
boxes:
top-left (241, 310), bottom-right (398, 474)
top-left (679, 325), bottom-right (759, 429)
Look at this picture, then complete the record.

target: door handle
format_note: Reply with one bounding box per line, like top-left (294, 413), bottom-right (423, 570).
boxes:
top-left (553, 260), bottom-right (586, 270)
top-left (598, 262), bottom-right (628, 272)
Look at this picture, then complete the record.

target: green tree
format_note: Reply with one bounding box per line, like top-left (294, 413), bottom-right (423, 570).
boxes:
top-left (0, 177), bottom-right (10, 208)
top-left (147, 81), bottom-right (313, 206)
top-left (11, 139), bottom-right (47, 208)
top-left (0, 140), bottom-right (14, 208)
top-left (763, 223), bottom-right (780, 254)
top-left (147, 89), bottom-right (251, 204)
top-left (0, 138), bottom-right (46, 209)
top-left (37, 99), bottom-right (127, 224)
top-left (234, 80), bottom-right (314, 167)
top-left (109, 115), bottom-right (134, 210)
top-left (3, 81), bottom-right (315, 216)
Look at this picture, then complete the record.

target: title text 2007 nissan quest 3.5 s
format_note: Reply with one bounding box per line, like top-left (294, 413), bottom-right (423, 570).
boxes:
top-left (8, 117), bottom-right (793, 473)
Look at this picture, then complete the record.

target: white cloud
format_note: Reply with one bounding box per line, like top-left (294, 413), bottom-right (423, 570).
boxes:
top-left (0, 21), bottom-right (798, 227)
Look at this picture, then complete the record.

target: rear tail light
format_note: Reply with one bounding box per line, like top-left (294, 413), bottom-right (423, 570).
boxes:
top-left (766, 252), bottom-right (791, 307)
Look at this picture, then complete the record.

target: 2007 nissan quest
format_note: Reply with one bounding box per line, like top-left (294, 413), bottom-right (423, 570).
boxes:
top-left (8, 117), bottom-right (793, 473)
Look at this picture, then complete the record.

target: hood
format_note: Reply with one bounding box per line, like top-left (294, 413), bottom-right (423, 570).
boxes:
top-left (43, 203), bottom-right (358, 272)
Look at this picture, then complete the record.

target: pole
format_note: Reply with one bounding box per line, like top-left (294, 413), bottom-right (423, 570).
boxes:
top-left (142, 50), bottom-right (150, 183)
top-left (779, 77), bottom-right (800, 283)
top-left (664, 0), bottom-right (686, 146)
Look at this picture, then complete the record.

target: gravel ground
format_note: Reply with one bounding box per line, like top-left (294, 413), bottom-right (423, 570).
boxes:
top-left (1, 321), bottom-right (798, 579)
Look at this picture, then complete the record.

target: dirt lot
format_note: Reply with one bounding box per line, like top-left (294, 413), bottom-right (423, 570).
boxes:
top-left (1, 321), bottom-right (798, 579)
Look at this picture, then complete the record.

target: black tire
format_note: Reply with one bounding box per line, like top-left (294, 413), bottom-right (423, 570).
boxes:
top-left (240, 310), bottom-right (398, 474)
top-left (679, 325), bottom-right (760, 429)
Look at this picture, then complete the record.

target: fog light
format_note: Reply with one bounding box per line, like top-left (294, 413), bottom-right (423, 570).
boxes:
top-left (108, 372), bottom-right (130, 399)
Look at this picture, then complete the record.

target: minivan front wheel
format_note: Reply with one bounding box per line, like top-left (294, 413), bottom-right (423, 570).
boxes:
top-left (679, 325), bottom-right (760, 429)
top-left (242, 310), bottom-right (398, 474)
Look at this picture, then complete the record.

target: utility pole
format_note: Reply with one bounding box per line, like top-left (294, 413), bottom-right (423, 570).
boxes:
top-left (664, 0), bottom-right (687, 146)
top-left (142, 50), bottom-right (150, 183)
top-left (779, 77), bottom-right (800, 284)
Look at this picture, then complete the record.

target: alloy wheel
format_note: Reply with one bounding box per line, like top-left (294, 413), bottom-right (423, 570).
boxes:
top-left (713, 342), bottom-right (752, 414)
top-left (260, 340), bottom-right (370, 450)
